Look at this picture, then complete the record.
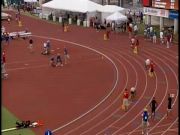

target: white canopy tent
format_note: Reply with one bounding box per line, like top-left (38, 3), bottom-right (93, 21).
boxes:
top-left (1, 12), bottom-right (11, 20)
top-left (100, 5), bottom-right (125, 23)
top-left (106, 12), bottom-right (128, 32)
top-left (100, 5), bottom-right (125, 13)
top-left (42, 0), bottom-right (103, 13)
top-left (24, 0), bottom-right (37, 3)
top-left (106, 12), bottom-right (127, 22)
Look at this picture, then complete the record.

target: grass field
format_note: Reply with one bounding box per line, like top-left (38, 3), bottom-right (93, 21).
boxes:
top-left (2, 107), bottom-right (35, 135)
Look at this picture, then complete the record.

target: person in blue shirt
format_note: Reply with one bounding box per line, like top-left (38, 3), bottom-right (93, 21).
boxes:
top-left (142, 108), bottom-right (149, 135)
top-left (45, 130), bottom-right (52, 135)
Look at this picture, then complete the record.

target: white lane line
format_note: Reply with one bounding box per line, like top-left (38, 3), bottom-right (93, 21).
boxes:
top-left (31, 34), bottom-right (119, 133)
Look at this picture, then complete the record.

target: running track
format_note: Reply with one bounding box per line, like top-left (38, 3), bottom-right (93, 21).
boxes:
top-left (2, 11), bottom-right (178, 135)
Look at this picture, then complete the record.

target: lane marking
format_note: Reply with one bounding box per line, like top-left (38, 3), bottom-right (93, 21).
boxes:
top-left (31, 34), bottom-right (119, 133)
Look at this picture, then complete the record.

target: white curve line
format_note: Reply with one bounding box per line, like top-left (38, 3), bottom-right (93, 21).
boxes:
top-left (138, 37), bottom-right (178, 56)
top-left (94, 50), bottom-right (150, 135)
top-left (160, 118), bottom-right (179, 135)
top-left (6, 57), bottom-right (105, 71)
top-left (6, 60), bottom-right (47, 65)
top-left (144, 49), bottom-right (179, 133)
top-left (106, 49), bottom-right (168, 135)
top-left (65, 54), bottom-right (130, 134)
top-left (127, 49), bottom-right (178, 135)
top-left (149, 48), bottom-right (178, 66)
top-left (144, 49), bottom-right (179, 134)
top-left (79, 48), bottom-right (145, 134)
top-left (118, 122), bottom-right (178, 135)
top-left (150, 127), bottom-right (178, 135)
top-left (103, 56), bottom-right (159, 135)
top-left (67, 48), bottom-right (138, 135)
top-left (31, 34), bottom-right (119, 133)
top-left (6, 64), bottom-right (48, 71)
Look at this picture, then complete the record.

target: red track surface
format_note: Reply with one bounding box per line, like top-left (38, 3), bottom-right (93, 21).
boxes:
top-left (2, 11), bottom-right (178, 135)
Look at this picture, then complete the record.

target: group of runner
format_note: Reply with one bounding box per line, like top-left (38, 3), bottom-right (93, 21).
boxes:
top-left (121, 87), bottom-right (174, 135)
top-left (2, 8), bottom-right (175, 135)
top-left (49, 46), bottom-right (70, 67)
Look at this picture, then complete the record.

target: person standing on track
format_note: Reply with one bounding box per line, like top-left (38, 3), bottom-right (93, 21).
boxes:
top-left (46, 40), bottom-right (51, 55)
top-left (2, 51), bottom-right (6, 65)
top-left (142, 108), bottom-right (149, 135)
top-left (49, 56), bottom-right (56, 67)
top-left (1, 60), bottom-right (8, 79)
top-left (149, 97), bottom-right (158, 120)
top-left (166, 93), bottom-right (174, 118)
top-left (28, 38), bottom-right (34, 53)
top-left (64, 47), bottom-right (70, 64)
top-left (56, 53), bottom-right (63, 67)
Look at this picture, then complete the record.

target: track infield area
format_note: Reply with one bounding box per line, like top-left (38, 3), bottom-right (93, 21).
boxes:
top-left (2, 11), bottom-right (178, 135)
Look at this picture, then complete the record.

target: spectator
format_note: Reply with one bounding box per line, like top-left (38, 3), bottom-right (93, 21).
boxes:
top-left (160, 30), bottom-right (164, 44)
top-left (104, 19), bottom-right (107, 27)
top-left (150, 26), bottom-right (153, 41)
top-left (170, 31), bottom-right (173, 45)
top-left (147, 27), bottom-right (150, 40)
top-left (111, 21), bottom-right (115, 31)
top-left (128, 23), bottom-right (133, 38)
top-left (133, 24), bottom-right (138, 36)
top-left (166, 34), bottom-right (171, 48)
top-left (140, 12), bottom-right (143, 23)
top-left (144, 27), bottom-right (147, 40)
top-left (152, 30), bottom-right (157, 44)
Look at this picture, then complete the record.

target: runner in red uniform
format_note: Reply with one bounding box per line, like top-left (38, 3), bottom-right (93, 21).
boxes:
top-left (122, 88), bottom-right (129, 112)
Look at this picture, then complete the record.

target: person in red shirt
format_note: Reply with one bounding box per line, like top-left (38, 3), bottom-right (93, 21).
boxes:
top-left (133, 38), bottom-right (139, 54)
top-left (130, 36), bottom-right (135, 49)
top-left (2, 51), bottom-right (6, 64)
top-left (122, 88), bottom-right (129, 112)
top-left (149, 61), bottom-right (155, 77)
